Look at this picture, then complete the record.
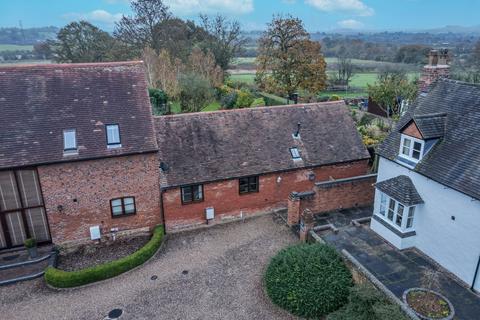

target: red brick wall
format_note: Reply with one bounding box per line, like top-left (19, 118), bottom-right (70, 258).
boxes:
top-left (403, 121), bottom-right (423, 139)
top-left (299, 176), bottom-right (376, 218)
top-left (38, 153), bottom-right (162, 245)
top-left (162, 160), bottom-right (369, 231)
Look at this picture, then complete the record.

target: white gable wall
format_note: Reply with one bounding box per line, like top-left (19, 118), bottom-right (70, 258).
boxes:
top-left (373, 157), bottom-right (480, 291)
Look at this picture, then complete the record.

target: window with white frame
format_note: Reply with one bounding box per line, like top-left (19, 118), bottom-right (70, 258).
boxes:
top-left (377, 192), bottom-right (417, 231)
top-left (106, 124), bottom-right (121, 147)
top-left (290, 147), bottom-right (301, 159)
top-left (379, 193), bottom-right (387, 216)
top-left (63, 129), bottom-right (77, 151)
top-left (399, 134), bottom-right (424, 162)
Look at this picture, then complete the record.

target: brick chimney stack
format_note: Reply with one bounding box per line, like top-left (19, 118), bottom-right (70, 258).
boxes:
top-left (419, 49), bottom-right (450, 92)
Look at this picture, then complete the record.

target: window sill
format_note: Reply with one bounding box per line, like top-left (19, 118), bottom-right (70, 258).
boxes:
top-left (107, 144), bottom-right (122, 149)
top-left (372, 214), bottom-right (416, 238)
top-left (181, 200), bottom-right (204, 206)
top-left (112, 212), bottom-right (136, 219)
top-left (63, 151), bottom-right (79, 157)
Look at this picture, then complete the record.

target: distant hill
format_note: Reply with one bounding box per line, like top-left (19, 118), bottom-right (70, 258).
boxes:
top-left (0, 26), bottom-right (59, 45)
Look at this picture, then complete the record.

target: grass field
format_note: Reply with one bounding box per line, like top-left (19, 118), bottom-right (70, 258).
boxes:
top-left (230, 72), bottom-right (419, 88)
top-left (0, 44), bottom-right (34, 52)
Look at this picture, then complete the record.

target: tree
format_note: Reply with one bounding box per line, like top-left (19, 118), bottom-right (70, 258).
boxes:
top-left (143, 47), bottom-right (184, 98)
top-left (332, 56), bottom-right (355, 87)
top-left (471, 41), bottom-right (480, 70)
top-left (51, 21), bottom-right (115, 63)
top-left (256, 15), bottom-right (327, 97)
top-left (33, 42), bottom-right (53, 60)
top-left (114, 0), bottom-right (171, 54)
top-left (368, 69), bottom-right (418, 118)
top-left (153, 18), bottom-right (208, 62)
top-left (200, 14), bottom-right (245, 71)
top-left (187, 48), bottom-right (223, 87)
top-left (178, 73), bottom-right (214, 113)
top-left (395, 45), bottom-right (431, 64)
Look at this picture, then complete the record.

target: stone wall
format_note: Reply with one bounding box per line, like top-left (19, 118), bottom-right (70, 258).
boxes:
top-left (38, 153), bottom-right (162, 246)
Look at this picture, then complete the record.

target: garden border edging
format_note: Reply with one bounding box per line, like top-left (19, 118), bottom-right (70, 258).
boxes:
top-left (45, 231), bottom-right (167, 291)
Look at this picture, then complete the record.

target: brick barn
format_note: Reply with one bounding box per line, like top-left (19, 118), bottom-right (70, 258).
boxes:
top-left (0, 62), bottom-right (162, 249)
top-left (155, 103), bottom-right (371, 231)
top-left (0, 61), bottom-right (372, 249)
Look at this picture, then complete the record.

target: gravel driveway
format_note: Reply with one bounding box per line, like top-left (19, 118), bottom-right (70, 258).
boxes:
top-left (0, 214), bottom-right (299, 320)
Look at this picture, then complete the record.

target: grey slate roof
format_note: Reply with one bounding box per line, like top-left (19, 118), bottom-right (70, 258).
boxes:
top-left (378, 79), bottom-right (480, 200)
top-left (155, 102), bottom-right (370, 188)
top-left (412, 113), bottom-right (447, 139)
top-left (0, 62), bottom-right (158, 169)
top-left (375, 175), bottom-right (424, 206)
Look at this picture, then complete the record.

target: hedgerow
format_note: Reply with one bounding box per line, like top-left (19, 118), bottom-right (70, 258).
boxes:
top-left (264, 243), bottom-right (352, 319)
top-left (45, 225), bottom-right (164, 288)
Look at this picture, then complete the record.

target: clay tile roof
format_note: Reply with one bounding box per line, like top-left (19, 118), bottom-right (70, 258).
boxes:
top-left (0, 61), bottom-right (158, 169)
top-left (378, 79), bottom-right (480, 200)
top-left (376, 175), bottom-right (424, 206)
top-left (154, 102), bottom-right (370, 188)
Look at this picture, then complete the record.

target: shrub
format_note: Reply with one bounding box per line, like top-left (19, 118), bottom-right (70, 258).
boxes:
top-left (264, 244), bottom-right (352, 319)
top-left (24, 238), bottom-right (37, 248)
top-left (235, 90), bottom-right (255, 108)
top-left (251, 97), bottom-right (266, 107)
top-left (258, 92), bottom-right (288, 106)
top-left (45, 225), bottom-right (164, 288)
top-left (178, 73), bottom-right (214, 113)
top-left (330, 94), bottom-right (341, 101)
top-left (148, 88), bottom-right (168, 115)
top-left (327, 284), bottom-right (408, 320)
top-left (221, 91), bottom-right (238, 109)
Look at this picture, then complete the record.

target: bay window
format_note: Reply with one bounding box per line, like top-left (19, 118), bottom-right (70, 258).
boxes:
top-left (377, 191), bottom-right (416, 231)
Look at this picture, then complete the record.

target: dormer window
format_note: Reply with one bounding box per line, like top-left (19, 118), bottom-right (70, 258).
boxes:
top-left (290, 147), bottom-right (301, 160)
top-left (106, 124), bottom-right (121, 148)
top-left (399, 134), bottom-right (424, 162)
top-left (63, 129), bottom-right (77, 152)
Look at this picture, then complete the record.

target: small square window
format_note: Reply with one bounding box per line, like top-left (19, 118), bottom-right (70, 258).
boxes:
top-left (239, 176), bottom-right (259, 194)
top-left (110, 197), bottom-right (136, 217)
top-left (290, 147), bottom-right (301, 159)
top-left (63, 129), bottom-right (77, 151)
top-left (106, 124), bottom-right (121, 147)
top-left (402, 138), bottom-right (411, 156)
top-left (181, 184), bottom-right (204, 204)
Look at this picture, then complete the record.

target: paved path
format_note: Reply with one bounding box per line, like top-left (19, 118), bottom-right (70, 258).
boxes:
top-left (322, 225), bottom-right (480, 320)
top-left (0, 215), bottom-right (299, 320)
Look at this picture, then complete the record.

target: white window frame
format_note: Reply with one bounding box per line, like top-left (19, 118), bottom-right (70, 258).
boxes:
top-left (376, 191), bottom-right (416, 232)
top-left (399, 134), bottom-right (424, 163)
top-left (63, 129), bottom-right (77, 152)
top-left (106, 124), bottom-right (121, 148)
top-left (290, 147), bottom-right (301, 160)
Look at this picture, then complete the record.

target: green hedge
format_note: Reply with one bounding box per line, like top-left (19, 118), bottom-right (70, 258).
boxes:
top-left (264, 243), bottom-right (352, 319)
top-left (258, 92), bottom-right (288, 106)
top-left (45, 226), bottom-right (164, 288)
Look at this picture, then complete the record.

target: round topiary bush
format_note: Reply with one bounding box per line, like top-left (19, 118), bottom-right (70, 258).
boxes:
top-left (264, 243), bottom-right (352, 319)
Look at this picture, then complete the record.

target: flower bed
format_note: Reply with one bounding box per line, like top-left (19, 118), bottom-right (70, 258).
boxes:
top-left (403, 288), bottom-right (454, 320)
top-left (45, 225), bottom-right (164, 288)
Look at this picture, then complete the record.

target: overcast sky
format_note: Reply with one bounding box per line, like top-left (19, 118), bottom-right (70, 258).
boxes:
top-left (2, 0), bottom-right (480, 32)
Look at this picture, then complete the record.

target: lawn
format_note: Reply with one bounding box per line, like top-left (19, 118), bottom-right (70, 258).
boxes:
top-left (230, 73), bottom-right (256, 84)
top-left (0, 44), bottom-right (34, 52)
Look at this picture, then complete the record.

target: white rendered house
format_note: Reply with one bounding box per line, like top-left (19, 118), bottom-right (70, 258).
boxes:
top-left (371, 79), bottom-right (480, 291)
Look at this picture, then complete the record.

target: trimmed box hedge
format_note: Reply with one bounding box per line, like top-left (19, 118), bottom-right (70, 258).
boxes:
top-left (265, 243), bottom-right (353, 319)
top-left (45, 226), bottom-right (164, 288)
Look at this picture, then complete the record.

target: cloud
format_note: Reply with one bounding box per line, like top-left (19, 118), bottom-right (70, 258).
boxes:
top-left (337, 19), bottom-right (364, 29)
top-left (305, 0), bottom-right (374, 16)
top-left (63, 9), bottom-right (123, 25)
top-left (164, 0), bottom-right (254, 15)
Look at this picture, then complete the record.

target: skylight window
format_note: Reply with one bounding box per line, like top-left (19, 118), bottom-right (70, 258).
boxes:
top-left (290, 147), bottom-right (301, 159)
top-left (63, 129), bottom-right (77, 152)
top-left (106, 124), bottom-right (121, 148)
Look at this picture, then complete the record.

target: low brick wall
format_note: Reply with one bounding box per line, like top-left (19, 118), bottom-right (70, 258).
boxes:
top-left (288, 174), bottom-right (377, 226)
